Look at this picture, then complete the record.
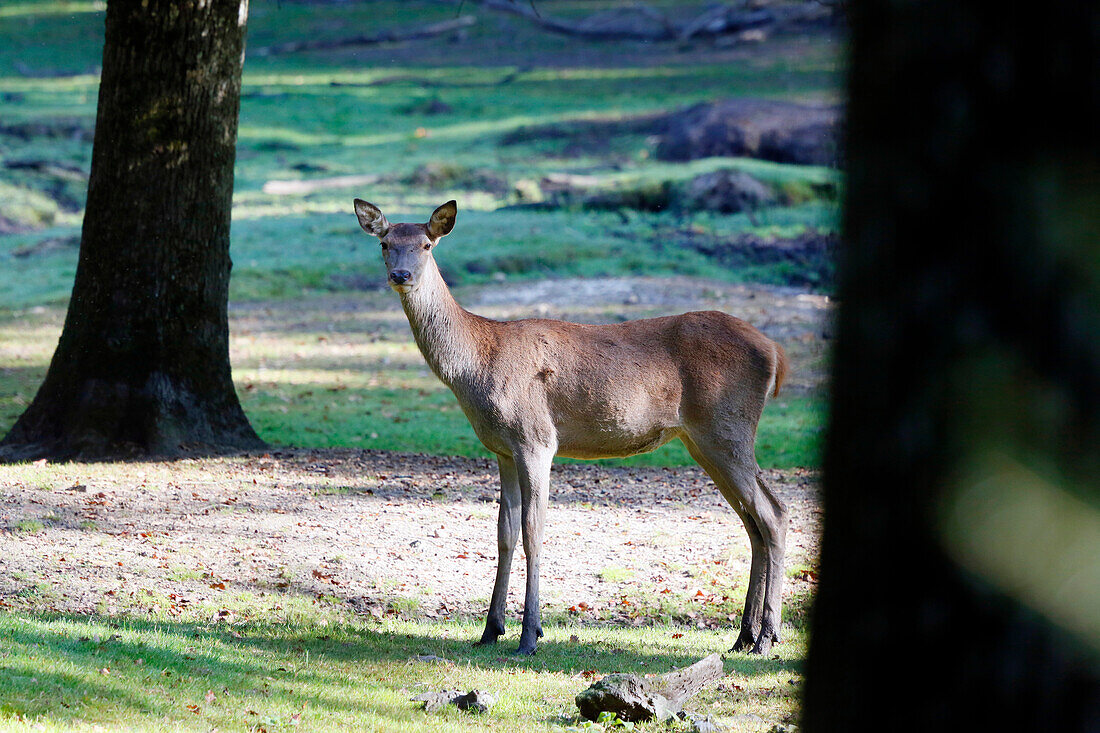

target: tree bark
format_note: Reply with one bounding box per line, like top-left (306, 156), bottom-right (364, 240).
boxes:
top-left (803, 0), bottom-right (1100, 730)
top-left (0, 0), bottom-right (263, 461)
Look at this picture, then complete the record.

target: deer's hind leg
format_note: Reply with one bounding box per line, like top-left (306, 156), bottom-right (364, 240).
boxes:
top-left (513, 443), bottom-right (554, 656)
top-left (681, 432), bottom-right (788, 655)
top-left (683, 435), bottom-right (767, 648)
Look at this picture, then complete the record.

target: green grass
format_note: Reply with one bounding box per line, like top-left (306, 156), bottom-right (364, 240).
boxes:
top-left (0, 300), bottom-right (826, 470)
top-left (241, 384), bottom-right (823, 470)
top-left (0, 611), bottom-right (806, 732)
top-left (166, 566), bottom-right (205, 583)
top-left (0, 0), bottom-right (843, 308)
top-left (0, 1), bottom-right (835, 468)
top-left (13, 519), bottom-right (45, 534)
top-left (598, 567), bottom-right (637, 584)
top-left (0, 7), bottom-right (833, 730)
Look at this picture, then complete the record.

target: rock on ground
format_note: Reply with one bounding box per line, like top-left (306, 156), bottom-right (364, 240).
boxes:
top-left (412, 689), bottom-right (495, 713)
top-left (657, 99), bottom-right (841, 166)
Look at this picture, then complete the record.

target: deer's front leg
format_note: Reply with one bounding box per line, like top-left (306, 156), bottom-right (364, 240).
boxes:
top-left (478, 454), bottom-right (520, 645)
top-left (514, 445), bottom-right (553, 656)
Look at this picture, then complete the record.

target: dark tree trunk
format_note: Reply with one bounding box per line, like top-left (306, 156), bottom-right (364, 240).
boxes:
top-left (0, 0), bottom-right (263, 461)
top-left (804, 0), bottom-right (1100, 730)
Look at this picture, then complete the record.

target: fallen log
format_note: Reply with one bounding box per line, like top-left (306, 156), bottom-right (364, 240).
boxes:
top-left (254, 15), bottom-right (476, 56)
top-left (575, 652), bottom-right (724, 722)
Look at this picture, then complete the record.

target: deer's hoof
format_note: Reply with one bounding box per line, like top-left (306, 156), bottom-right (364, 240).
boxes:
top-left (748, 624), bottom-right (780, 655)
top-left (476, 618), bottom-right (505, 646)
top-left (730, 627), bottom-right (759, 653)
top-left (475, 627), bottom-right (503, 646)
top-left (514, 642), bottom-right (537, 656)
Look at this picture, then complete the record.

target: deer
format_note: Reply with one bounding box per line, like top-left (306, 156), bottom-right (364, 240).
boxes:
top-left (353, 198), bottom-right (790, 656)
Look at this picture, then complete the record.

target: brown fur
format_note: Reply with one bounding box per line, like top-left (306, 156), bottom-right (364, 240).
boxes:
top-left (353, 199), bottom-right (790, 655)
top-left (773, 343), bottom-right (789, 397)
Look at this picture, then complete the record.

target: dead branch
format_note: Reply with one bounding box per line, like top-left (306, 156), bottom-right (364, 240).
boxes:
top-left (575, 653), bottom-right (725, 722)
top-left (474, 1), bottom-right (832, 43)
top-left (475, 0), bottom-right (674, 40)
top-left (253, 15), bottom-right (476, 56)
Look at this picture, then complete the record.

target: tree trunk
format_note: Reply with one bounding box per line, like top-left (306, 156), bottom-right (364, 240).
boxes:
top-left (0, 0), bottom-right (263, 461)
top-left (803, 0), bottom-right (1100, 730)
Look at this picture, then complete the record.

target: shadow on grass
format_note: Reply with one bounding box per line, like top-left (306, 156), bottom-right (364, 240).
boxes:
top-left (0, 610), bottom-right (800, 727)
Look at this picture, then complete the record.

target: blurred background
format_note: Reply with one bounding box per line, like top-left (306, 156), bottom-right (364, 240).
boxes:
top-left (0, 0), bottom-right (843, 467)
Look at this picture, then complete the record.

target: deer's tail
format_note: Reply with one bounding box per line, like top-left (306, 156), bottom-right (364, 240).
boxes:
top-left (770, 342), bottom-right (789, 398)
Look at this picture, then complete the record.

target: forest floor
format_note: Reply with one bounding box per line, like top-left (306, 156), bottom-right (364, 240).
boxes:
top-left (0, 448), bottom-right (820, 733)
top-left (0, 1), bottom-right (841, 728)
top-left (0, 275), bottom-right (828, 731)
top-left (2, 274), bottom-right (833, 468)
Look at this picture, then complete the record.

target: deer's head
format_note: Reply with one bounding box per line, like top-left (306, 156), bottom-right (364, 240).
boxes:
top-left (353, 199), bottom-right (456, 293)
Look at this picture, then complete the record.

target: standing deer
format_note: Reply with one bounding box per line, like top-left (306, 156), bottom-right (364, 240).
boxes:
top-left (354, 198), bottom-right (790, 655)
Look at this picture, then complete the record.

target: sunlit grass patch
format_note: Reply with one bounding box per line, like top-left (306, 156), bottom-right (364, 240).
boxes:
top-left (0, 0), bottom-right (836, 471)
top-left (0, 2), bottom-right (103, 20)
top-left (0, 297), bottom-right (825, 469)
top-left (13, 519), bottom-right (45, 534)
top-left (0, 612), bottom-right (805, 732)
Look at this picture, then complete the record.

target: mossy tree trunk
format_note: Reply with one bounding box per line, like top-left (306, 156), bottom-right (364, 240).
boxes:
top-left (0, 0), bottom-right (263, 460)
top-left (803, 0), bottom-right (1099, 729)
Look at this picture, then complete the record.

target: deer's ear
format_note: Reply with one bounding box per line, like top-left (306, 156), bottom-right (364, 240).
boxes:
top-left (427, 200), bottom-right (457, 240)
top-left (354, 199), bottom-right (390, 238)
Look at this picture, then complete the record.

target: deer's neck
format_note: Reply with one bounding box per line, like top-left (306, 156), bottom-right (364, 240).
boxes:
top-left (399, 261), bottom-right (483, 385)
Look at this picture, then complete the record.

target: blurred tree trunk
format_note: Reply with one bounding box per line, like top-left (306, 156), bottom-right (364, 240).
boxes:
top-left (803, 0), bottom-right (1100, 729)
top-left (0, 0), bottom-right (263, 460)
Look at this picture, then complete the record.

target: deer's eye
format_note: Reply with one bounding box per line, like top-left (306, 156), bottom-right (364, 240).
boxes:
top-left (423, 243), bottom-right (432, 251)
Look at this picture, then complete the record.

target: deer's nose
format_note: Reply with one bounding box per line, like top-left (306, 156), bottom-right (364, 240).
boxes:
top-left (389, 269), bottom-right (411, 285)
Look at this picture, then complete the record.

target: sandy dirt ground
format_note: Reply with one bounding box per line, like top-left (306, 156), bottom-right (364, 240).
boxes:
top-left (0, 450), bottom-right (821, 629)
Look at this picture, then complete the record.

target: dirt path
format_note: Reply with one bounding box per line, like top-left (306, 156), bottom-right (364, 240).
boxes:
top-left (0, 449), bottom-right (821, 632)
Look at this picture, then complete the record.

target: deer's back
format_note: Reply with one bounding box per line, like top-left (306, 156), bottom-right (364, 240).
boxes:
top-left (473, 310), bottom-right (779, 458)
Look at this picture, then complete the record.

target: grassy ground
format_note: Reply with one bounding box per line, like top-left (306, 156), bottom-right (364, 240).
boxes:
top-left (0, 450), bottom-right (818, 732)
top-left (0, 1), bottom-right (839, 463)
top-left (0, 3), bottom-right (839, 729)
top-left (0, 283), bottom-right (829, 469)
top-left (0, 613), bottom-right (806, 732)
top-left (0, 1), bottom-right (843, 307)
